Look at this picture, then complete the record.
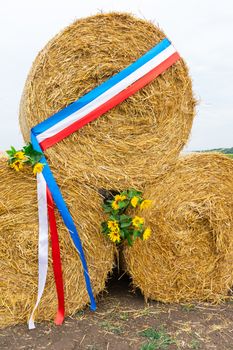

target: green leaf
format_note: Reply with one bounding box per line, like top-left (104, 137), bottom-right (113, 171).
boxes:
top-left (118, 201), bottom-right (127, 209)
top-left (128, 188), bottom-right (142, 198)
top-left (106, 199), bottom-right (113, 205)
top-left (8, 157), bottom-right (16, 163)
top-left (101, 222), bottom-right (110, 234)
top-left (120, 230), bottom-right (125, 239)
top-left (127, 235), bottom-right (133, 246)
top-left (23, 143), bottom-right (34, 154)
top-left (6, 146), bottom-right (17, 157)
top-left (120, 214), bottom-right (131, 221)
top-left (120, 221), bottom-right (132, 228)
top-left (30, 153), bottom-right (43, 165)
top-left (133, 230), bottom-right (141, 240)
top-left (109, 214), bottom-right (119, 221)
top-left (120, 190), bottom-right (128, 197)
top-left (103, 202), bottom-right (111, 208)
top-left (6, 150), bottom-right (13, 156)
top-left (103, 205), bottom-right (112, 213)
top-left (23, 143), bottom-right (43, 165)
top-left (112, 208), bottom-right (120, 214)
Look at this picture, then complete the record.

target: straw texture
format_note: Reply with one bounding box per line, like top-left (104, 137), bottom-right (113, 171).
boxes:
top-left (123, 153), bottom-right (233, 303)
top-left (19, 12), bottom-right (196, 190)
top-left (1, 12), bottom-right (196, 327)
top-left (0, 159), bottom-right (114, 327)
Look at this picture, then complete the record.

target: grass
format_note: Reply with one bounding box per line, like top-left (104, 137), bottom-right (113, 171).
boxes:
top-left (100, 321), bottom-right (123, 334)
top-left (139, 328), bottom-right (175, 350)
top-left (141, 343), bottom-right (161, 350)
top-left (181, 303), bottom-right (196, 312)
top-left (118, 311), bottom-right (129, 321)
top-left (190, 339), bottom-right (201, 349)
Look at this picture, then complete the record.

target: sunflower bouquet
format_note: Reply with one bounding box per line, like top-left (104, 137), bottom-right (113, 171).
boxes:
top-left (6, 143), bottom-right (44, 175)
top-left (101, 189), bottom-right (152, 246)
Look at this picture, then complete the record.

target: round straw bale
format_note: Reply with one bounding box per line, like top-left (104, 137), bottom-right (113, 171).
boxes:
top-left (123, 153), bottom-right (233, 303)
top-left (0, 159), bottom-right (114, 328)
top-left (19, 12), bottom-right (196, 190)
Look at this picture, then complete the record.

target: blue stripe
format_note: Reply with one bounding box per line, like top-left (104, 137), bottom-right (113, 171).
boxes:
top-left (31, 131), bottom-right (97, 311)
top-left (32, 38), bottom-right (171, 136)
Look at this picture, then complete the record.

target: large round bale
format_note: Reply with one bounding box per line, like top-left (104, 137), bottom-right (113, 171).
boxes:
top-left (19, 12), bottom-right (196, 190)
top-left (0, 159), bottom-right (114, 328)
top-left (123, 153), bottom-right (233, 303)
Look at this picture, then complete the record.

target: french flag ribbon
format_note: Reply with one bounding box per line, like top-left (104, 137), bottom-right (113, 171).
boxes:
top-left (28, 38), bottom-right (180, 329)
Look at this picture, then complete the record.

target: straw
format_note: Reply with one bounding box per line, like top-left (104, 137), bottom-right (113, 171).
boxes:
top-left (123, 153), bottom-right (233, 303)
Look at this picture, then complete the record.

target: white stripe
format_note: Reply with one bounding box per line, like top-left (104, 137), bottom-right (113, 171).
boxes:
top-left (28, 173), bottom-right (49, 329)
top-left (37, 44), bottom-right (176, 143)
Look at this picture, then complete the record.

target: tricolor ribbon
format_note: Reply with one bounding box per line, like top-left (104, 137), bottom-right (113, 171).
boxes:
top-left (28, 38), bottom-right (180, 328)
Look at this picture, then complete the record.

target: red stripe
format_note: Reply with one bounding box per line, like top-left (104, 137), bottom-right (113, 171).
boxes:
top-left (46, 187), bottom-right (65, 325)
top-left (40, 52), bottom-right (180, 151)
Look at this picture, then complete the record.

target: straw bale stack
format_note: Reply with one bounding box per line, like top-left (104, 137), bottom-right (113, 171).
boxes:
top-left (1, 12), bottom-right (196, 327)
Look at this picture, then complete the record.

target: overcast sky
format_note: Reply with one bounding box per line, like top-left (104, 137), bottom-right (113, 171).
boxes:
top-left (0, 0), bottom-right (232, 151)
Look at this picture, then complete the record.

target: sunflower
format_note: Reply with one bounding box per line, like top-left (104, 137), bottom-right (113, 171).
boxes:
top-left (15, 151), bottom-right (26, 160)
top-left (108, 230), bottom-right (121, 243)
top-left (107, 220), bottom-right (119, 231)
top-left (111, 201), bottom-right (119, 210)
top-left (33, 163), bottom-right (44, 176)
top-left (132, 216), bottom-right (144, 228)
top-left (10, 160), bottom-right (23, 172)
top-left (131, 196), bottom-right (139, 208)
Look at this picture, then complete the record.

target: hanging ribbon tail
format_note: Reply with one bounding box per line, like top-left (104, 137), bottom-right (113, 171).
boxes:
top-left (46, 187), bottom-right (65, 325)
top-left (42, 162), bottom-right (97, 312)
top-left (42, 158), bottom-right (97, 311)
top-left (28, 172), bottom-right (49, 330)
top-left (31, 132), bottom-right (97, 312)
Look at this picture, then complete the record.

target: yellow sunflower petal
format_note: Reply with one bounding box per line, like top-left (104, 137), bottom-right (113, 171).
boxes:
top-left (143, 227), bottom-right (151, 241)
top-left (33, 163), bottom-right (44, 176)
top-left (131, 196), bottom-right (139, 208)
